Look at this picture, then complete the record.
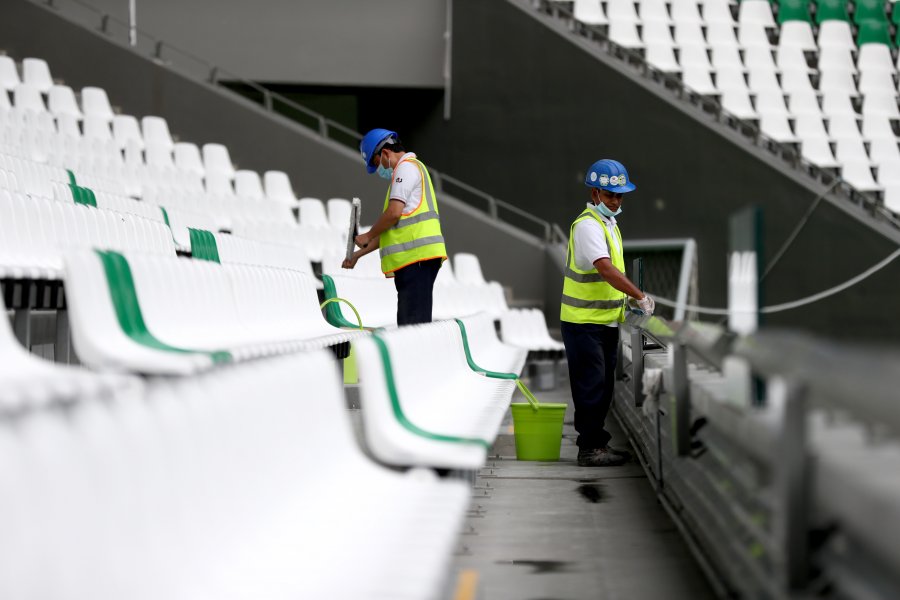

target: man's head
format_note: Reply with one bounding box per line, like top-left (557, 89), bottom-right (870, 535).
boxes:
top-left (360, 128), bottom-right (406, 174)
top-left (584, 159), bottom-right (636, 216)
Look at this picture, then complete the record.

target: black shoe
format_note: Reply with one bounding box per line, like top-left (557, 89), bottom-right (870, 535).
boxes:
top-left (577, 447), bottom-right (628, 467)
top-left (604, 445), bottom-right (632, 461)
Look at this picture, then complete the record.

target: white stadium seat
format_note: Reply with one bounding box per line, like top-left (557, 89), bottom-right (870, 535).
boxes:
top-left (47, 84), bottom-right (82, 118)
top-left (263, 169), bottom-right (299, 204)
top-left (202, 142), bottom-right (235, 179)
top-left (80, 86), bottom-right (115, 120)
top-left (0, 55), bottom-right (21, 91)
top-left (21, 57), bottom-right (53, 93)
top-left (141, 115), bottom-right (175, 150)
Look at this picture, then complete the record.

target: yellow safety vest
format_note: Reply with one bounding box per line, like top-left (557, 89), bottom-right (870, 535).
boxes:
top-left (560, 208), bottom-right (626, 324)
top-left (379, 156), bottom-right (447, 277)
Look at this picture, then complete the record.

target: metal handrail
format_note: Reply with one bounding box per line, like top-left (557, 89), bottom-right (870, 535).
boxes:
top-left (34, 0), bottom-right (565, 242)
top-left (532, 0), bottom-right (898, 231)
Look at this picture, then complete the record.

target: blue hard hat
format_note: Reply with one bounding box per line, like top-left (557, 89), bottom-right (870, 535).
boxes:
top-left (584, 159), bottom-right (636, 193)
top-left (360, 128), bottom-right (398, 174)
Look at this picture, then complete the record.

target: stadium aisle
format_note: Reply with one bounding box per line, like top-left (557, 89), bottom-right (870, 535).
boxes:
top-left (448, 376), bottom-right (714, 600)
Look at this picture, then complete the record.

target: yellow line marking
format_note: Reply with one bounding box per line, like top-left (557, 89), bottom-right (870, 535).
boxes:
top-left (453, 569), bottom-right (479, 600)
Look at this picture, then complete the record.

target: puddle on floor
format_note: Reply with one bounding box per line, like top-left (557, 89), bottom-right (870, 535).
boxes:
top-left (575, 483), bottom-right (606, 503)
top-left (495, 559), bottom-right (573, 574)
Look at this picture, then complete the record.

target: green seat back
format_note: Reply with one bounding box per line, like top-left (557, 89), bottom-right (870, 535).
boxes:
top-left (853, 0), bottom-right (888, 24)
top-left (815, 0), bottom-right (850, 23)
top-left (857, 18), bottom-right (892, 46)
top-left (778, 0), bottom-right (812, 23)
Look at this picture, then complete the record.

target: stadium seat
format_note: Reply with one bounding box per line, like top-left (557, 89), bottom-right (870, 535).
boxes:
top-left (457, 313), bottom-right (528, 376)
top-left (738, 0), bottom-right (775, 27)
top-left (82, 114), bottom-right (113, 141)
top-left (778, 20), bottom-right (818, 50)
top-left (639, 0), bottom-right (670, 25)
top-left (354, 320), bottom-right (517, 469)
top-left (297, 196), bottom-right (330, 227)
top-left (857, 42), bottom-right (896, 74)
top-left (777, 0), bottom-right (812, 24)
top-left (80, 86), bottom-right (115, 120)
top-left (0, 56), bottom-right (20, 91)
top-left (140, 116), bottom-right (174, 150)
top-left (21, 57), bottom-right (53, 93)
top-left (263, 169), bottom-right (299, 204)
top-left (722, 89), bottom-right (759, 119)
top-left (608, 20), bottom-right (644, 49)
top-left (861, 92), bottom-right (900, 118)
top-left (213, 231), bottom-right (312, 274)
top-left (840, 159), bottom-right (881, 191)
top-left (326, 197), bottom-right (352, 230)
top-left (202, 142), bottom-right (235, 179)
top-left (47, 84), bottom-right (82, 118)
top-left (173, 141), bottom-right (205, 175)
top-left (499, 308), bottom-right (566, 353)
top-left (64, 249), bottom-right (364, 374)
top-left (703, 1), bottom-right (738, 26)
top-left (12, 84), bottom-right (46, 113)
top-left (0, 349), bottom-right (469, 599)
top-left (856, 18), bottom-right (892, 46)
top-left (234, 169), bottom-right (265, 200)
top-left (815, 0), bottom-right (850, 24)
top-left (573, 0), bottom-right (608, 25)
top-left (853, 0), bottom-right (889, 25)
top-left (111, 114), bottom-right (143, 149)
top-left (323, 273), bottom-right (398, 328)
top-left (671, 1), bottom-right (704, 25)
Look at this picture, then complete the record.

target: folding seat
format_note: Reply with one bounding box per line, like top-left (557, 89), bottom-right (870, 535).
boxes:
top-left (140, 116), bottom-right (174, 150)
top-left (743, 46), bottom-right (777, 70)
top-left (297, 197), bottom-right (330, 227)
top-left (638, 0), bottom-right (670, 24)
top-left (670, 1), bottom-right (704, 25)
top-left (144, 144), bottom-right (176, 170)
top-left (818, 69), bottom-right (858, 95)
top-left (173, 141), bottom-right (205, 175)
top-left (862, 115), bottom-right (899, 140)
top-left (747, 67), bottom-right (782, 93)
top-left (716, 68), bottom-right (749, 93)
top-left (234, 169), bottom-right (265, 200)
top-left (111, 114), bottom-right (143, 150)
top-left (794, 114), bottom-right (831, 141)
top-left (326, 197), bottom-right (352, 230)
top-left (21, 58), bottom-right (53, 93)
top-left (682, 65), bottom-right (719, 94)
top-left (834, 135), bottom-right (870, 163)
top-left (56, 113), bottom-right (81, 138)
top-left (12, 84), bottom-right (46, 113)
top-left (573, 0), bottom-right (608, 25)
top-left (674, 22), bottom-right (708, 47)
top-left (815, 0), bottom-right (850, 24)
top-left (646, 43), bottom-right (681, 72)
top-left (858, 71), bottom-right (897, 96)
top-left (776, 45), bottom-right (812, 72)
top-left (818, 45), bottom-right (857, 73)
top-left (606, 0), bottom-right (641, 23)
top-left (608, 20), bottom-right (644, 49)
top-left (706, 22), bottom-right (740, 48)
top-left (0, 56), bottom-right (20, 91)
top-left (818, 20), bottom-right (856, 50)
top-left (853, 0), bottom-right (889, 25)
top-left (828, 114), bottom-right (864, 140)
top-left (861, 92), bottom-right (900, 118)
top-left (777, 0), bottom-right (812, 24)
top-left (679, 44), bottom-right (713, 69)
top-left (702, 1), bottom-right (736, 25)
top-left (643, 19), bottom-right (675, 44)
top-left (80, 86), bottom-right (115, 121)
top-left (839, 159), bottom-right (881, 191)
top-left (869, 137), bottom-right (900, 164)
top-left (263, 170), bottom-right (298, 204)
top-left (856, 18), bottom-right (892, 46)
top-left (857, 43), bottom-right (895, 74)
top-left (202, 143), bottom-right (235, 179)
top-left (755, 89), bottom-right (791, 116)
top-left (46, 84), bottom-right (82, 119)
top-left (738, 0), bottom-right (775, 27)
top-left (81, 114), bottom-right (113, 142)
top-left (800, 137), bottom-right (841, 168)
top-left (0, 89), bottom-right (10, 111)
top-left (778, 20), bottom-right (817, 50)
top-left (499, 308), bottom-right (566, 352)
top-left (780, 68), bottom-right (816, 94)
top-left (711, 45), bottom-right (745, 71)
top-left (759, 113), bottom-right (798, 142)
top-left (821, 92), bottom-right (858, 117)
top-left (737, 22), bottom-right (773, 48)
top-left (205, 171), bottom-right (235, 196)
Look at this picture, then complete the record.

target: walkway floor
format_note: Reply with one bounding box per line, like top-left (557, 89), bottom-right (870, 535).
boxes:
top-left (447, 372), bottom-right (715, 600)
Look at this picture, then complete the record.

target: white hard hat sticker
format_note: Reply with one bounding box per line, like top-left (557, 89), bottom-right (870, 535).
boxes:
top-left (590, 172), bottom-right (598, 182)
top-left (609, 175), bottom-right (619, 186)
top-left (599, 174), bottom-right (609, 186)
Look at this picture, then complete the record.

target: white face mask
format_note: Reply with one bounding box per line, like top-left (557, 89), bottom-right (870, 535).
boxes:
top-left (592, 191), bottom-right (622, 218)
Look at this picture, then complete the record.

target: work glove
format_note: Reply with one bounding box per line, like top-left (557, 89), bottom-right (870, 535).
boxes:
top-left (627, 295), bottom-right (655, 316)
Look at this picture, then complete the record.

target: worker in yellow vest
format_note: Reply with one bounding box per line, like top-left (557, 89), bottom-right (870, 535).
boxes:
top-left (343, 128), bottom-right (447, 325)
top-left (561, 159), bottom-right (655, 467)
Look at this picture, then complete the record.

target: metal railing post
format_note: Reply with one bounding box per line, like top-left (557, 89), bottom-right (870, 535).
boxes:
top-left (630, 326), bottom-right (644, 407)
top-left (670, 341), bottom-right (691, 456)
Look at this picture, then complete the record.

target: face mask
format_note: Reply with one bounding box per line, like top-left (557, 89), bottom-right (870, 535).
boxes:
top-left (592, 192), bottom-right (622, 218)
top-left (376, 163), bottom-right (393, 181)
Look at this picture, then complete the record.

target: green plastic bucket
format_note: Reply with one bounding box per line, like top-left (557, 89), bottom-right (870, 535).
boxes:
top-left (510, 402), bottom-right (567, 461)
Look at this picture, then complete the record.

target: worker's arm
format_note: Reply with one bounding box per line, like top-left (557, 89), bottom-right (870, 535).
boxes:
top-left (354, 200), bottom-right (404, 249)
top-left (593, 257), bottom-right (645, 300)
top-left (342, 236), bottom-right (380, 269)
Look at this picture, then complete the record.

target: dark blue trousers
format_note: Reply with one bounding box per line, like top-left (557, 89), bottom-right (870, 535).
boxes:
top-left (560, 322), bottom-right (619, 450)
top-left (393, 258), bottom-right (442, 326)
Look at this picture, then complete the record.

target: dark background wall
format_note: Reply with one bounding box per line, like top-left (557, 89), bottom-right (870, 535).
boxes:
top-left (78, 0), bottom-right (448, 87)
top-left (402, 0), bottom-right (900, 341)
top-left (0, 0), bottom-right (550, 305)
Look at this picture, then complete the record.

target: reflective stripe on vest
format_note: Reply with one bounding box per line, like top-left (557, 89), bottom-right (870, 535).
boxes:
top-left (560, 208), bottom-right (626, 324)
top-left (379, 157), bottom-right (448, 276)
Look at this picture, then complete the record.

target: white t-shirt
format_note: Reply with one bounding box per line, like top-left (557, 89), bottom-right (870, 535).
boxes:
top-left (388, 152), bottom-right (424, 215)
top-left (571, 203), bottom-right (621, 327)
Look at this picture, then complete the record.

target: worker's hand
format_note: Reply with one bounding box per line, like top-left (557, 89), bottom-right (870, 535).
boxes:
top-left (637, 295), bottom-right (655, 315)
top-left (354, 233), bottom-right (370, 248)
top-left (342, 255), bottom-right (358, 269)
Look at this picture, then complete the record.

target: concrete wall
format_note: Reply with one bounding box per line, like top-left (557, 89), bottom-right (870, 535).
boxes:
top-left (62, 0), bottom-right (448, 87)
top-left (405, 0), bottom-right (900, 341)
top-left (0, 0), bottom-right (549, 304)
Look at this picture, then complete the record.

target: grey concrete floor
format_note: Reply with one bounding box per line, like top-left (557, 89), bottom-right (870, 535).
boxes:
top-left (447, 375), bottom-right (715, 600)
